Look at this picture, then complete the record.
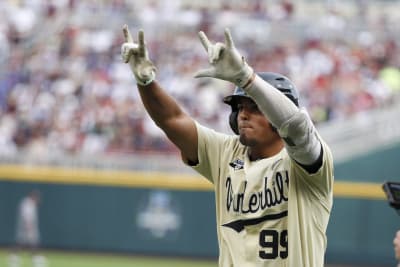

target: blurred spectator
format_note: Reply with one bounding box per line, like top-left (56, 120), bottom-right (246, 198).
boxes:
top-left (0, 0), bottom-right (399, 158)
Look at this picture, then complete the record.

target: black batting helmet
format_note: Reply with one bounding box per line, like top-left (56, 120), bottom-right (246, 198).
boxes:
top-left (223, 72), bottom-right (299, 134)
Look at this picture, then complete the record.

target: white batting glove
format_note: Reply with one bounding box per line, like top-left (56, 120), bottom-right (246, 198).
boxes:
top-left (194, 28), bottom-right (254, 89)
top-left (121, 25), bottom-right (156, 86)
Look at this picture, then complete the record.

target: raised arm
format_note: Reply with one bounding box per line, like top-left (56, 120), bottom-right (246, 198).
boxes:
top-left (121, 25), bottom-right (198, 163)
top-left (195, 28), bottom-right (322, 171)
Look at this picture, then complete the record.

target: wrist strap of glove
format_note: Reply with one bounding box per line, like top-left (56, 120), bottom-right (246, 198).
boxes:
top-left (135, 72), bottom-right (155, 86)
top-left (242, 71), bottom-right (256, 90)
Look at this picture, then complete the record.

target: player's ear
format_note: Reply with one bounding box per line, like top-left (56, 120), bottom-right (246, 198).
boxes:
top-left (229, 111), bottom-right (239, 135)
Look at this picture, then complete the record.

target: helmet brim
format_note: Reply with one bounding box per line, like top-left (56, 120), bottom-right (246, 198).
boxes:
top-left (223, 94), bottom-right (252, 106)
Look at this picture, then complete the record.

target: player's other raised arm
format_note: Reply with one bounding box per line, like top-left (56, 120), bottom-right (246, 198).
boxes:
top-left (194, 28), bottom-right (322, 172)
top-left (121, 25), bottom-right (198, 163)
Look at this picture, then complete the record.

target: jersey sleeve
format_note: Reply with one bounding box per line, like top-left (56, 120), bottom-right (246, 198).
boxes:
top-left (290, 136), bottom-right (334, 205)
top-left (183, 122), bottom-right (235, 184)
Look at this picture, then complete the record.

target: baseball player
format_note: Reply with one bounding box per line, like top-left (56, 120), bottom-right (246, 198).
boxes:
top-left (121, 26), bottom-right (334, 267)
top-left (9, 190), bottom-right (46, 267)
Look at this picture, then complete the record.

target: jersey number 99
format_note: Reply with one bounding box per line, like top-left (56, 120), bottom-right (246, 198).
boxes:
top-left (259, 229), bottom-right (288, 259)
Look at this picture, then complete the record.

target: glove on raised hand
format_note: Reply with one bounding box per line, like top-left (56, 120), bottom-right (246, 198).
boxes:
top-left (194, 28), bottom-right (254, 89)
top-left (121, 25), bottom-right (156, 86)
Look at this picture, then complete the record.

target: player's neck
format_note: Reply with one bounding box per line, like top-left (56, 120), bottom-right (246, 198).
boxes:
top-left (248, 140), bottom-right (284, 161)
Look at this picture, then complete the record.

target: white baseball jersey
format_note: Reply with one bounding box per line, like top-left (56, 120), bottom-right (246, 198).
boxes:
top-left (186, 122), bottom-right (334, 267)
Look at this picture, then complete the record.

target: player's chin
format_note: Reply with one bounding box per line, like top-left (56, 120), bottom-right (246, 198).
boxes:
top-left (239, 134), bottom-right (256, 146)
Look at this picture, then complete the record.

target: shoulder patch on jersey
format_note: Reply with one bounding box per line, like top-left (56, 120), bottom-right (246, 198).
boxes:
top-left (229, 159), bottom-right (244, 170)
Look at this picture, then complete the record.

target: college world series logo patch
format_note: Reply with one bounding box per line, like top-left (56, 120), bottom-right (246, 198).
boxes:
top-left (136, 190), bottom-right (181, 238)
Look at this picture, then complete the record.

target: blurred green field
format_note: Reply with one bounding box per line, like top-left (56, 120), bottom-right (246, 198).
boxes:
top-left (0, 249), bottom-right (370, 267)
top-left (0, 249), bottom-right (218, 267)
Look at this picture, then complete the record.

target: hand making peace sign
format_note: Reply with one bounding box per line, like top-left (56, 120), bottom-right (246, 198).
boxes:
top-left (121, 25), bottom-right (156, 86)
top-left (194, 28), bottom-right (254, 89)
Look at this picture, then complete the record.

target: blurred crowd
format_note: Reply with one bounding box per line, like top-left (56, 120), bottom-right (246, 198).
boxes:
top-left (0, 0), bottom-right (399, 158)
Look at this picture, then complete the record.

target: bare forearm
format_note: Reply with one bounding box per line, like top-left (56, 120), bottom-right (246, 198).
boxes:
top-left (138, 81), bottom-right (184, 128)
top-left (137, 81), bottom-right (198, 162)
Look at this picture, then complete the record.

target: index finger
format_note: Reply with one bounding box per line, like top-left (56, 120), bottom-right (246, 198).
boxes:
top-left (138, 30), bottom-right (145, 54)
top-left (123, 24), bottom-right (133, 43)
top-left (198, 31), bottom-right (211, 51)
